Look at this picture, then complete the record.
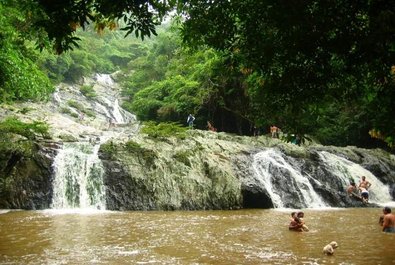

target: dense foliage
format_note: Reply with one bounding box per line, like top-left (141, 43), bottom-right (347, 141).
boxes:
top-left (0, 1), bottom-right (53, 102)
top-left (120, 29), bottom-right (218, 125)
top-left (178, 0), bottom-right (395, 148)
top-left (1, 0), bottom-right (394, 149)
top-left (37, 29), bottom-right (150, 83)
top-left (119, 27), bottom-right (392, 147)
top-left (140, 121), bottom-right (187, 139)
top-left (27, 0), bottom-right (175, 54)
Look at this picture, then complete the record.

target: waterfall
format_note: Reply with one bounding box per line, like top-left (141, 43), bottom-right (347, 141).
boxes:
top-left (51, 142), bottom-right (106, 210)
top-left (95, 73), bottom-right (114, 87)
top-left (112, 99), bottom-right (125, 123)
top-left (52, 90), bottom-right (61, 104)
top-left (95, 93), bottom-right (136, 126)
top-left (318, 151), bottom-right (392, 204)
top-left (253, 149), bottom-right (327, 208)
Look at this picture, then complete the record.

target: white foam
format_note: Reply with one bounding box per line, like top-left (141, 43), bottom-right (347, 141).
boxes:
top-left (41, 208), bottom-right (112, 215)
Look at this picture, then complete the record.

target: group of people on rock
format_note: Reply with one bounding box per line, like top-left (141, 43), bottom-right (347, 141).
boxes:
top-left (186, 118), bottom-right (295, 141)
top-left (288, 175), bottom-right (395, 234)
top-left (187, 114), bottom-right (218, 132)
top-left (347, 175), bottom-right (395, 233)
top-left (347, 176), bottom-right (371, 203)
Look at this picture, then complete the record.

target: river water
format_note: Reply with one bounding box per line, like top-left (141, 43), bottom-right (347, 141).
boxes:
top-left (0, 208), bottom-right (394, 264)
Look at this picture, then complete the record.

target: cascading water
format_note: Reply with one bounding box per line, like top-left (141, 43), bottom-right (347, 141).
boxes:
top-left (252, 149), bottom-right (327, 208)
top-left (95, 73), bottom-right (114, 87)
top-left (93, 73), bottom-right (137, 126)
top-left (252, 148), bottom-right (393, 209)
top-left (318, 151), bottom-right (392, 204)
top-left (112, 99), bottom-right (125, 123)
top-left (51, 142), bottom-right (106, 210)
top-left (48, 72), bottom-right (141, 211)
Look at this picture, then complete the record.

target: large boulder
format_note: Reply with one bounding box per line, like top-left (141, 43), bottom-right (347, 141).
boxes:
top-left (0, 140), bottom-right (59, 209)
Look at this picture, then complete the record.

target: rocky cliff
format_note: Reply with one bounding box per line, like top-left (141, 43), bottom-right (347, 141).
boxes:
top-left (0, 140), bottom-right (59, 209)
top-left (1, 74), bottom-right (394, 210)
top-left (99, 130), bottom-right (395, 210)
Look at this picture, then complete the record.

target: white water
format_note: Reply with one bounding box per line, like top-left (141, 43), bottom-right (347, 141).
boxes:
top-left (112, 99), bottom-right (125, 123)
top-left (318, 151), bottom-right (392, 204)
top-left (96, 95), bottom-right (134, 125)
top-left (94, 74), bottom-right (126, 124)
top-left (52, 90), bottom-right (61, 104)
top-left (46, 73), bottom-right (393, 211)
top-left (48, 73), bottom-right (143, 211)
top-left (95, 73), bottom-right (114, 87)
top-left (252, 149), bottom-right (393, 208)
top-left (51, 142), bottom-right (106, 210)
top-left (253, 149), bottom-right (327, 208)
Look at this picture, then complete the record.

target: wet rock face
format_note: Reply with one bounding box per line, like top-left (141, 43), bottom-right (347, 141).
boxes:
top-left (241, 184), bottom-right (273, 208)
top-left (232, 154), bottom-right (274, 208)
top-left (101, 160), bottom-right (157, 211)
top-left (0, 135), bottom-right (394, 210)
top-left (1, 72), bottom-right (394, 210)
top-left (100, 133), bottom-right (395, 210)
top-left (0, 142), bottom-right (60, 209)
top-left (100, 134), bottom-right (244, 211)
top-left (2, 129), bottom-right (394, 211)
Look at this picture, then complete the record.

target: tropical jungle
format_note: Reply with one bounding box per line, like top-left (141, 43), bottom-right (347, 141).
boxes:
top-left (1, 1), bottom-right (395, 264)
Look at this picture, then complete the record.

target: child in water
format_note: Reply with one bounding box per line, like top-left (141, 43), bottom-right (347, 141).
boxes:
top-left (297, 212), bottom-right (309, 231)
top-left (289, 212), bottom-right (309, 232)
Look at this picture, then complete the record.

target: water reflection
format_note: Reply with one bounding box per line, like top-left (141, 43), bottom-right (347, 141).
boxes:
top-left (0, 208), bottom-right (394, 264)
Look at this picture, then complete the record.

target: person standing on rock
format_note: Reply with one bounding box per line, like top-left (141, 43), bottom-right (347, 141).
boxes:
top-left (207, 121), bottom-right (217, 132)
top-left (358, 176), bottom-right (371, 190)
top-left (187, 114), bottom-right (195, 129)
top-left (79, 112), bottom-right (85, 121)
top-left (270, 125), bottom-right (279, 138)
top-left (358, 186), bottom-right (369, 203)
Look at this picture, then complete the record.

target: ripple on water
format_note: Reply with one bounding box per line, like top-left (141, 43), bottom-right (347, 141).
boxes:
top-left (0, 208), bottom-right (394, 264)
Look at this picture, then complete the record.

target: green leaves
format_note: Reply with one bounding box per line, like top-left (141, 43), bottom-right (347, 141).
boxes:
top-left (178, 0), bottom-right (395, 146)
top-left (0, 1), bottom-right (54, 103)
top-left (30, 0), bottom-right (177, 53)
top-left (121, 28), bottom-right (219, 125)
top-left (80, 85), bottom-right (97, 99)
top-left (0, 117), bottom-right (50, 140)
top-left (0, 45), bottom-right (53, 102)
top-left (141, 121), bottom-right (187, 139)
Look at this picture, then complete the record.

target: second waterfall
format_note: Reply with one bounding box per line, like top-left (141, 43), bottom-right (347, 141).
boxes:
top-left (50, 141), bottom-right (106, 210)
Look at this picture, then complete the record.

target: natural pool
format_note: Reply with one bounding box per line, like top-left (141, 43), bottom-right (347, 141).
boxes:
top-left (0, 208), bottom-right (394, 264)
